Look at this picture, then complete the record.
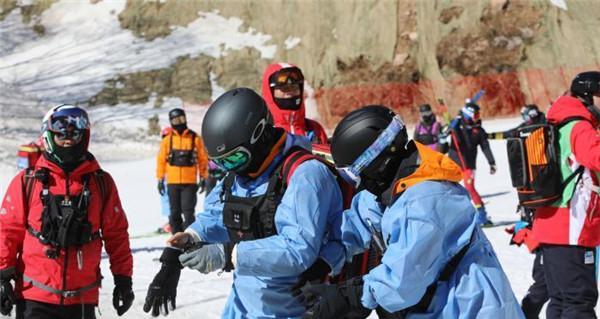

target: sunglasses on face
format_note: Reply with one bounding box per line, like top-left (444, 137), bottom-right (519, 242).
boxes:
top-left (210, 146), bottom-right (252, 171)
top-left (170, 115), bottom-right (186, 126)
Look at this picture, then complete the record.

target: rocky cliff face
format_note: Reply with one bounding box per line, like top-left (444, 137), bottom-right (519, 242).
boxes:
top-left (2, 0), bottom-right (599, 128)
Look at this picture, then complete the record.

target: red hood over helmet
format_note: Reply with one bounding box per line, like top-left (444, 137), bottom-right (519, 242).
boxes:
top-left (262, 62), bottom-right (308, 135)
top-left (547, 95), bottom-right (599, 127)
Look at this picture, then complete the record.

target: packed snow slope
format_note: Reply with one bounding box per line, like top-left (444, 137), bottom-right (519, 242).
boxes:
top-left (2, 117), bottom-right (598, 318)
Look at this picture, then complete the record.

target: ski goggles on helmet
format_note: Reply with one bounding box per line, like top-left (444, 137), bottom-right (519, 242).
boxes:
top-left (269, 68), bottom-right (304, 88)
top-left (336, 116), bottom-right (405, 188)
top-left (210, 146), bottom-right (252, 171)
top-left (45, 107), bottom-right (90, 142)
top-left (521, 107), bottom-right (539, 122)
top-left (461, 105), bottom-right (480, 121)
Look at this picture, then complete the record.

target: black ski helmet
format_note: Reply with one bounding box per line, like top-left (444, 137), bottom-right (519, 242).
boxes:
top-left (461, 102), bottom-right (481, 124)
top-left (331, 105), bottom-right (408, 195)
top-left (520, 104), bottom-right (540, 122)
top-left (570, 71), bottom-right (600, 121)
top-left (169, 107), bottom-right (188, 133)
top-left (169, 108), bottom-right (186, 120)
top-left (202, 87), bottom-right (276, 174)
top-left (41, 104), bottom-right (91, 169)
top-left (418, 104), bottom-right (432, 113)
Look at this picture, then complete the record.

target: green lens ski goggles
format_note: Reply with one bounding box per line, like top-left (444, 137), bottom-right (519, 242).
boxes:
top-left (210, 146), bottom-right (252, 171)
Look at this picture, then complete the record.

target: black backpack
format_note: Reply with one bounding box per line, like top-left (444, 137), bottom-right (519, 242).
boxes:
top-left (506, 117), bottom-right (586, 208)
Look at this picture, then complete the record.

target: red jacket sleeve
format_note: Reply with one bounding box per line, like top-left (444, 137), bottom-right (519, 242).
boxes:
top-left (100, 172), bottom-right (133, 277)
top-left (0, 171), bottom-right (27, 271)
top-left (570, 120), bottom-right (600, 172)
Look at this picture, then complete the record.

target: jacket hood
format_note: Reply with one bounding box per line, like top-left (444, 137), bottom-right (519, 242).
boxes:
top-left (547, 95), bottom-right (598, 126)
top-left (393, 142), bottom-right (463, 194)
top-left (37, 152), bottom-right (100, 178)
top-left (262, 62), bottom-right (307, 135)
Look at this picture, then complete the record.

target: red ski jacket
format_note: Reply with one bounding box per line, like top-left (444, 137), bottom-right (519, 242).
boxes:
top-left (0, 154), bottom-right (133, 305)
top-left (532, 95), bottom-right (600, 247)
top-left (262, 62), bottom-right (328, 144)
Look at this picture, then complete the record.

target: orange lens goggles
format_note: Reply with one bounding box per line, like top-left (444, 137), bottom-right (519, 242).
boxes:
top-left (269, 68), bottom-right (304, 88)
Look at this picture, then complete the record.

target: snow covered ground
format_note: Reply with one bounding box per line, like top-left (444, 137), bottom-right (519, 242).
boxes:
top-left (3, 117), bottom-right (596, 318)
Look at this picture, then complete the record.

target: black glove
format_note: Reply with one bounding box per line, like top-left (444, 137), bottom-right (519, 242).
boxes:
top-left (113, 275), bottom-right (134, 316)
top-left (158, 180), bottom-right (166, 196)
top-left (197, 179), bottom-right (206, 194)
top-left (291, 258), bottom-right (331, 294)
top-left (143, 247), bottom-right (182, 317)
top-left (301, 277), bottom-right (370, 319)
top-left (0, 268), bottom-right (15, 316)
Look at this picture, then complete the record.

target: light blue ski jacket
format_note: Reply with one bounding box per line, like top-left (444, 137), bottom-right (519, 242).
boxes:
top-left (187, 133), bottom-right (344, 319)
top-left (342, 184), bottom-right (525, 319)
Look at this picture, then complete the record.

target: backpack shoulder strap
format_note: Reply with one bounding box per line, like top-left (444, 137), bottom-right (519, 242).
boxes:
top-left (219, 173), bottom-right (236, 201)
top-left (280, 146), bottom-right (355, 209)
top-left (189, 130), bottom-right (197, 152)
top-left (89, 169), bottom-right (109, 230)
top-left (92, 169), bottom-right (108, 204)
top-left (556, 116), bottom-right (588, 129)
top-left (280, 147), bottom-right (316, 186)
top-left (21, 167), bottom-right (50, 222)
top-left (21, 168), bottom-right (35, 214)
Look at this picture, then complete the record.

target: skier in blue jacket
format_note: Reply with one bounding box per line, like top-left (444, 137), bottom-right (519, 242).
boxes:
top-left (143, 88), bottom-right (345, 319)
top-left (301, 105), bottom-right (524, 319)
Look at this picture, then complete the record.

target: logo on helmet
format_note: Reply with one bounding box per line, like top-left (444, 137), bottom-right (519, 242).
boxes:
top-left (250, 118), bottom-right (267, 145)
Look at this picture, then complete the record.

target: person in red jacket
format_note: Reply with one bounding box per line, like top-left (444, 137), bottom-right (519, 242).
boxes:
top-left (262, 62), bottom-right (328, 144)
top-left (0, 105), bottom-right (134, 319)
top-left (532, 71), bottom-right (600, 319)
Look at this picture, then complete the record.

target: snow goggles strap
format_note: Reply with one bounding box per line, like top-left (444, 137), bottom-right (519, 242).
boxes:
top-left (210, 146), bottom-right (252, 171)
top-left (336, 116), bottom-right (405, 188)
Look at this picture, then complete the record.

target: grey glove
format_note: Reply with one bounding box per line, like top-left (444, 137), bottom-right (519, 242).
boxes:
top-left (178, 244), bottom-right (226, 274)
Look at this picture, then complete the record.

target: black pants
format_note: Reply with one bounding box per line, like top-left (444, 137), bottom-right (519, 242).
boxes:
top-left (167, 184), bottom-right (198, 234)
top-left (521, 250), bottom-right (548, 319)
top-left (16, 300), bottom-right (95, 319)
top-left (541, 244), bottom-right (598, 319)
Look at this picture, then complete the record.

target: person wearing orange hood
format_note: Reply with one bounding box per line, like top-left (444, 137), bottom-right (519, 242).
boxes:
top-left (262, 63), bottom-right (328, 144)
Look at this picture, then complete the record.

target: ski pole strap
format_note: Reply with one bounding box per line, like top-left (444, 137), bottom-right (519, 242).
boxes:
top-left (365, 218), bottom-right (386, 254)
top-left (22, 275), bottom-right (101, 298)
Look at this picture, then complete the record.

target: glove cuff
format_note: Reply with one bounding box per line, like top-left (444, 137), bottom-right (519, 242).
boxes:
top-left (341, 277), bottom-right (367, 311)
top-left (0, 267), bottom-right (16, 281)
top-left (160, 247), bottom-right (184, 268)
top-left (114, 275), bottom-right (132, 289)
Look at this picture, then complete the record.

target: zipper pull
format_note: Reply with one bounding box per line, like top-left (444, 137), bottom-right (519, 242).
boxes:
top-left (77, 249), bottom-right (83, 270)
